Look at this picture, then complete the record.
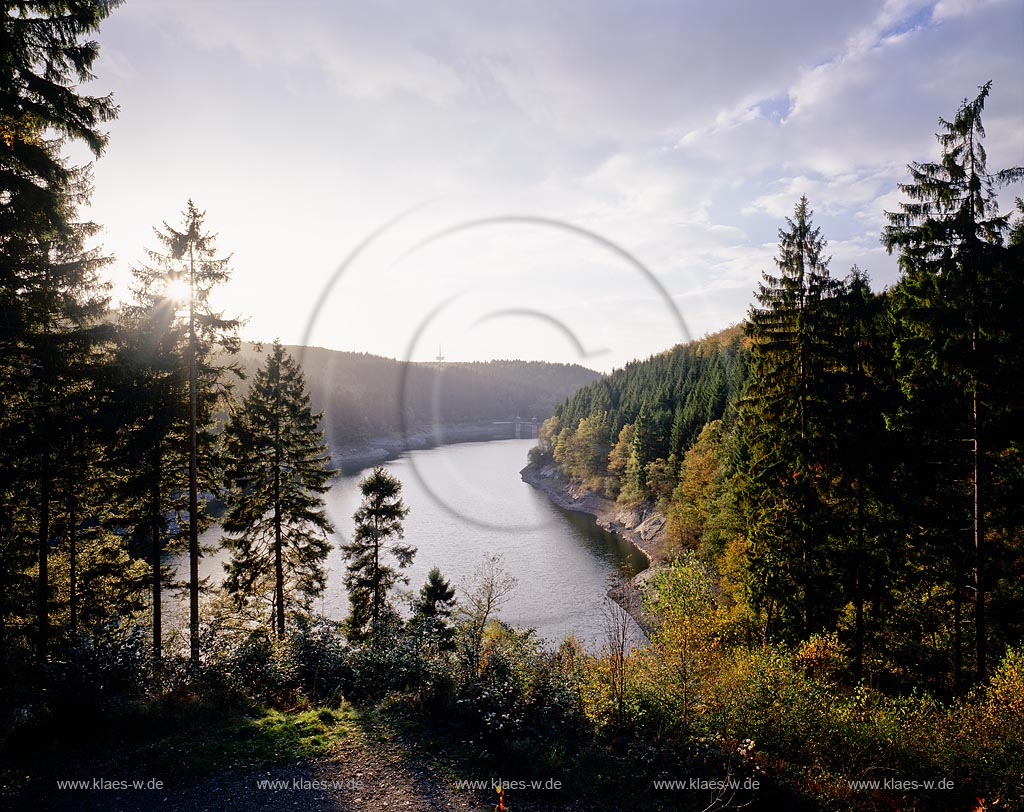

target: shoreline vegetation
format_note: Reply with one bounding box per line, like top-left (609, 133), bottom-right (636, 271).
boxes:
top-left (520, 461), bottom-right (664, 565)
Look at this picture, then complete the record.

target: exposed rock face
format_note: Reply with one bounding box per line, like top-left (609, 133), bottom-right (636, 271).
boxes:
top-left (519, 463), bottom-right (668, 563)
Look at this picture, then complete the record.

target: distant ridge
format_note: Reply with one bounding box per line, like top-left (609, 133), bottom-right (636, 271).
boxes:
top-left (235, 343), bottom-right (601, 465)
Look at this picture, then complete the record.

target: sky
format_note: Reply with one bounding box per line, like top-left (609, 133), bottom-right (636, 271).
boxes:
top-left (71, 0), bottom-right (1024, 372)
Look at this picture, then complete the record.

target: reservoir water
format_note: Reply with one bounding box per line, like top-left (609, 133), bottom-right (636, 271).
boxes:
top-left (172, 438), bottom-right (647, 645)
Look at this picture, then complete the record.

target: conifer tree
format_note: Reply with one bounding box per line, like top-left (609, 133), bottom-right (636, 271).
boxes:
top-left (48, 331), bottom-right (152, 643)
top-left (883, 82), bottom-right (1023, 683)
top-left (0, 1), bottom-right (119, 240)
top-left (412, 566), bottom-right (456, 648)
top-left (829, 267), bottom-right (899, 680)
top-left (0, 0), bottom-right (120, 667)
top-left (221, 341), bottom-right (334, 635)
top-left (110, 297), bottom-right (185, 666)
top-left (413, 566), bottom-right (456, 620)
top-left (626, 402), bottom-right (657, 498)
top-left (341, 467), bottom-right (413, 642)
top-left (9, 225), bottom-right (113, 666)
top-left (128, 201), bottom-right (242, 665)
top-left (740, 196), bottom-right (843, 641)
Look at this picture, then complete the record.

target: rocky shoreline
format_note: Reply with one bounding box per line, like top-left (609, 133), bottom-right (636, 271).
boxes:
top-left (519, 461), bottom-right (667, 633)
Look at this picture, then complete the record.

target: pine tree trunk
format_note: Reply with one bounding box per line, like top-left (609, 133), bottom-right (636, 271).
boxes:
top-left (69, 497), bottom-right (77, 636)
top-left (187, 245), bottom-right (200, 667)
top-left (974, 362), bottom-right (985, 683)
top-left (967, 129), bottom-right (986, 685)
top-left (953, 574), bottom-right (962, 693)
top-left (37, 449), bottom-right (51, 668)
top-left (151, 448), bottom-right (162, 666)
top-left (854, 477), bottom-right (865, 681)
top-left (274, 503), bottom-right (284, 636)
top-left (273, 437), bottom-right (284, 637)
top-left (273, 359), bottom-right (285, 636)
top-left (372, 516), bottom-right (381, 636)
top-left (797, 252), bottom-right (811, 639)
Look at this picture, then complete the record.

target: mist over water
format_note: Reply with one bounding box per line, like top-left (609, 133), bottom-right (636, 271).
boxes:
top-left (173, 439), bottom-right (646, 646)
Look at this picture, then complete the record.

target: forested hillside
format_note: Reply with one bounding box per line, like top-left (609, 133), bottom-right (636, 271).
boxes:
top-left (532, 156), bottom-right (1024, 699)
top-left (535, 325), bottom-right (748, 503)
top-left (235, 344), bottom-right (601, 449)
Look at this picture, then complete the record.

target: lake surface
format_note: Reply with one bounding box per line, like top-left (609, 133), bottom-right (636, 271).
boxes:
top-left (172, 438), bottom-right (647, 646)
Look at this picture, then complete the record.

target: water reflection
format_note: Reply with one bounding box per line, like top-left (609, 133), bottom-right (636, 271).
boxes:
top-left (172, 439), bottom-right (647, 647)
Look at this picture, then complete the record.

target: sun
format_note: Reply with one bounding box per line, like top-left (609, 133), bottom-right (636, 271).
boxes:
top-left (164, 276), bottom-right (190, 304)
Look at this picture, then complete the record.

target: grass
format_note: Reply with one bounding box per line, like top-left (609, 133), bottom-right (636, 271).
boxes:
top-left (134, 704), bottom-right (358, 780)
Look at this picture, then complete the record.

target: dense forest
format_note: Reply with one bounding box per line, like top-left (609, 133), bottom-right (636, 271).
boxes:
top-left (2, 4), bottom-right (1023, 811)
top-left (535, 158), bottom-right (1024, 697)
top-left (538, 324), bottom-right (748, 502)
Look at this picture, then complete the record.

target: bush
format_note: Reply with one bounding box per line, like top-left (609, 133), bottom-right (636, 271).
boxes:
top-left (950, 646), bottom-right (1024, 808)
top-left (450, 622), bottom-right (588, 774)
top-left (54, 621), bottom-right (153, 704)
top-left (686, 643), bottom-right (1024, 810)
top-left (337, 612), bottom-right (444, 704)
top-left (286, 615), bottom-right (348, 701)
top-left (188, 613), bottom-right (350, 708)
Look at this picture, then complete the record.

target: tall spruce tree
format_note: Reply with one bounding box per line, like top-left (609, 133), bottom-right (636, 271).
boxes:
top-left (129, 201), bottom-right (242, 665)
top-left (16, 227), bottom-right (114, 665)
top-left (221, 341), bottom-right (334, 635)
top-left (740, 196), bottom-right (843, 642)
top-left (342, 467), bottom-right (413, 642)
top-left (0, 1), bottom-right (119, 240)
top-left (0, 0), bottom-right (120, 667)
top-left (883, 82), bottom-right (1023, 684)
top-left (111, 296), bottom-right (185, 667)
top-left (829, 267), bottom-right (899, 680)
top-left (48, 320), bottom-right (151, 644)
top-left (626, 402), bottom-right (658, 498)
top-left (987, 202), bottom-right (1024, 665)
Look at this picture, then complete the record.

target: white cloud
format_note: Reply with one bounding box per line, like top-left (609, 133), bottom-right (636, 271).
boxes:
top-left (931, 0), bottom-right (1013, 21)
top-left (740, 168), bottom-right (901, 219)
